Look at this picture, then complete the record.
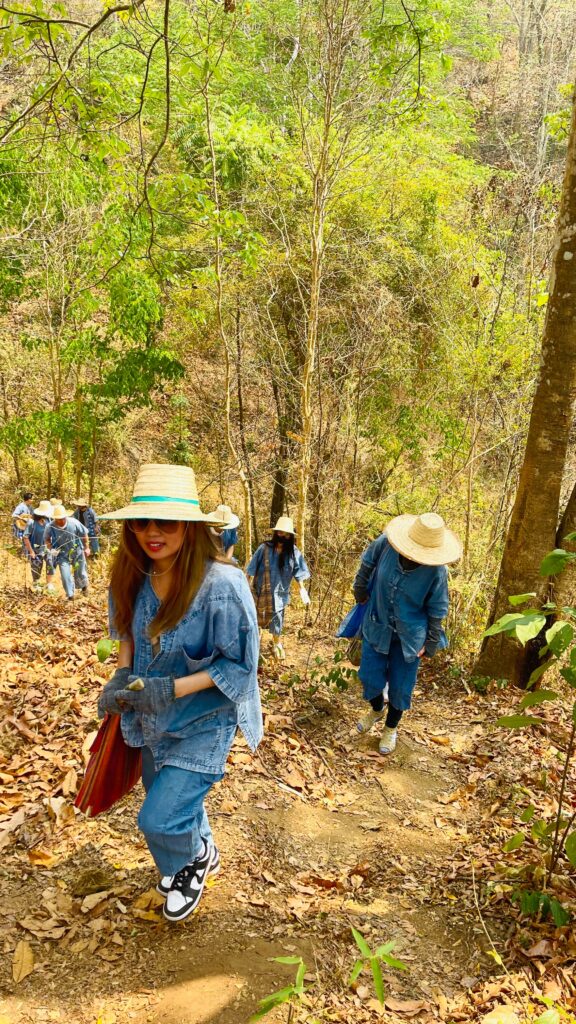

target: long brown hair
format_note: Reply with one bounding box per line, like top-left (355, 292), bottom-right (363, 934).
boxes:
top-left (109, 522), bottom-right (228, 639)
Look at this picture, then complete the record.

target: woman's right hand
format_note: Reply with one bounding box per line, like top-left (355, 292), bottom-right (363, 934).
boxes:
top-left (97, 666), bottom-right (132, 719)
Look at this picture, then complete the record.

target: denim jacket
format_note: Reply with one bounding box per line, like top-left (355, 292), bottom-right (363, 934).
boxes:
top-left (44, 518), bottom-right (88, 564)
top-left (353, 534), bottom-right (449, 663)
top-left (109, 561), bottom-right (263, 774)
top-left (74, 507), bottom-right (100, 538)
top-left (246, 543), bottom-right (310, 613)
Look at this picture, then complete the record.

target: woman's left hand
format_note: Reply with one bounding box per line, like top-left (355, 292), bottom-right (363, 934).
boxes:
top-left (418, 647), bottom-right (425, 657)
top-left (115, 675), bottom-right (175, 715)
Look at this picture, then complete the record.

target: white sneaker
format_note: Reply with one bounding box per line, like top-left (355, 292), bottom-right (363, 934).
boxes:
top-left (272, 641), bottom-right (285, 661)
top-left (163, 840), bottom-right (213, 922)
top-left (379, 727), bottom-right (398, 755)
top-left (356, 709), bottom-right (386, 734)
top-left (157, 844), bottom-right (220, 896)
top-left (46, 583), bottom-right (56, 594)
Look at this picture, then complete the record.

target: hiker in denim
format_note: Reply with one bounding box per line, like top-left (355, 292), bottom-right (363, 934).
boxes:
top-left (353, 530), bottom-right (451, 754)
top-left (44, 518), bottom-right (89, 598)
top-left (74, 505), bottom-right (101, 555)
top-left (23, 516), bottom-right (51, 584)
top-left (246, 543), bottom-right (309, 635)
top-left (109, 562), bottom-right (262, 876)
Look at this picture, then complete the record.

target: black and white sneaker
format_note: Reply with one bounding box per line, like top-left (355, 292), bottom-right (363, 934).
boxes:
top-left (156, 844), bottom-right (220, 897)
top-left (162, 841), bottom-right (216, 921)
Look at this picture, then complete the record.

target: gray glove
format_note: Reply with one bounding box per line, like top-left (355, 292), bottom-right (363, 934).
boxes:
top-left (114, 674), bottom-right (175, 716)
top-left (97, 666), bottom-right (132, 718)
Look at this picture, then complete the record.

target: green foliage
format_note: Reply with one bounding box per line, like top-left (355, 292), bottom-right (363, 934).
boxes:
top-left (96, 637), bottom-right (119, 663)
top-left (249, 956), bottom-right (309, 1021)
top-left (511, 889), bottom-right (570, 926)
top-left (348, 928), bottom-right (408, 1007)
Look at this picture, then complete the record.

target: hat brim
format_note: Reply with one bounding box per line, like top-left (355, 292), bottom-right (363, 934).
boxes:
top-left (206, 512), bottom-right (240, 530)
top-left (33, 507), bottom-right (53, 516)
top-left (386, 515), bottom-right (462, 566)
top-left (99, 502), bottom-right (211, 523)
top-left (272, 526), bottom-right (296, 536)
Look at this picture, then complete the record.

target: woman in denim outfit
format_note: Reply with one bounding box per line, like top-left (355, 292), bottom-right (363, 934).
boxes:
top-left (353, 513), bottom-right (461, 755)
top-left (246, 515), bottom-right (310, 660)
top-left (23, 500), bottom-right (54, 588)
top-left (97, 464), bottom-right (262, 923)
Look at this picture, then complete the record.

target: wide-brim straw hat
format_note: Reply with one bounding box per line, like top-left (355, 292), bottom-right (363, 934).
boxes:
top-left (74, 497), bottom-right (89, 507)
top-left (272, 515), bottom-right (296, 536)
top-left (206, 504), bottom-right (240, 530)
top-left (99, 463), bottom-right (211, 522)
top-left (51, 503), bottom-right (73, 519)
top-left (386, 513), bottom-right (462, 566)
top-left (33, 500), bottom-right (54, 517)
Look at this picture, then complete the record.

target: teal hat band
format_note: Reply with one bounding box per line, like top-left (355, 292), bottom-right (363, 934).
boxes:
top-left (131, 495), bottom-right (200, 507)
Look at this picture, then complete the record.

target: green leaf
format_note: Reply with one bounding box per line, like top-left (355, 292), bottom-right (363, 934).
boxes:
top-left (514, 615), bottom-right (547, 644)
top-left (379, 952), bottom-right (409, 971)
top-left (503, 832), bottom-right (525, 852)
top-left (519, 690), bottom-right (558, 709)
top-left (497, 714), bottom-right (541, 728)
top-left (564, 532), bottom-right (576, 543)
top-left (520, 805), bottom-right (535, 823)
top-left (96, 637), bottom-right (118, 663)
top-left (527, 661), bottom-right (552, 689)
top-left (351, 927), bottom-right (372, 958)
top-left (508, 593), bottom-right (537, 606)
top-left (294, 961), bottom-right (306, 992)
top-left (560, 667), bottom-right (576, 688)
top-left (374, 941), bottom-right (395, 957)
top-left (370, 957), bottom-right (385, 1005)
top-left (273, 957), bottom-right (303, 965)
top-left (249, 986), bottom-right (295, 1020)
top-left (549, 899), bottom-right (569, 927)
top-left (540, 549), bottom-right (573, 576)
top-left (545, 621), bottom-right (574, 655)
top-left (564, 831), bottom-right (576, 868)
top-left (536, 1010), bottom-right (561, 1024)
top-left (484, 613), bottom-right (528, 637)
top-left (348, 960), bottom-right (364, 986)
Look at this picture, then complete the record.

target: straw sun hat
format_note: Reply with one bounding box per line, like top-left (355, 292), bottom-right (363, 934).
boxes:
top-left (33, 500), bottom-right (54, 517)
top-left (51, 503), bottom-right (74, 519)
top-left (74, 497), bottom-right (89, 507)
top-left (273, 515), bottom-right (296, 535)
top-left (207, 504), bottom-right (240, 530)
top-left (99, 464), bottom-right (212, 522)
top-left (386, 513), bottom-right (462, 566)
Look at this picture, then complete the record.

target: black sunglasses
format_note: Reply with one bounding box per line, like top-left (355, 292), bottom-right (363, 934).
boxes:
top-left (127, 518), bottom-right (183, 535)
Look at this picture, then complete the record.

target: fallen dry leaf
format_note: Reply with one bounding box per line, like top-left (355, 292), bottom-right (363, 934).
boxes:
top-left (385, 998), bottom-right (430, 1016)
top-left (12, 940), bottom-right (34, 983)
top-left (481, 1005), bottom-right (520, 1024)
top-left (28, 848), bottom-right (57, 868)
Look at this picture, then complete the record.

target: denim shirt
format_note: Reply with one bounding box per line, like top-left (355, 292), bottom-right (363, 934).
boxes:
top-left (246, 543), bottom-right (310, 613)
top-left (44, 518), bottom-right (88, 564)
top-left (220, 527), bottom-right (238, 551)
top-left (109, 561), bottom-right (263, 774)
top-left (353, 535), bottom-right (449, 663)
top-left (24, 518), bottom-right (49, 552)
top-left (74, 507), bottom-right (100, 538)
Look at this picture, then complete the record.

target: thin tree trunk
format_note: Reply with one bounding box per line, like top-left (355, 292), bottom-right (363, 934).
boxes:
top-left (203, 86), bottom-right (253, 561)
top-left (475, 88), bottom-right (576, 686)
top-left (235, 303), bottom-right (258, 547)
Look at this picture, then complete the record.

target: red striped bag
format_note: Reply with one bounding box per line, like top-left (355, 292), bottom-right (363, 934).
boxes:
top-left (75, 714), bottom-right (142, 817)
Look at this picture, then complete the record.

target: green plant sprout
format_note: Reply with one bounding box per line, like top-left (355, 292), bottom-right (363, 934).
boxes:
top-left (348, 927), bottom-right (408, 1006)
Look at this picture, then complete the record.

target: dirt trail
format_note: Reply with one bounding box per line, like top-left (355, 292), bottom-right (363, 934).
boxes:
top-left (0, 552), bottom-right (493, 1024)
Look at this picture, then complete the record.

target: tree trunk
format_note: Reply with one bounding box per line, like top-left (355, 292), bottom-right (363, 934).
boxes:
top-left (235, 304), bottom-right (258, 548)
top-left (475, 88), bottom-right (576, 686)
top-left (553, 477), bottom-right (576, 608)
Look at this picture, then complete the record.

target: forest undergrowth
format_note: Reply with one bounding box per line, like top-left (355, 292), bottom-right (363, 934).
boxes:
top-left (1, 550), bottom-right (575, 1024)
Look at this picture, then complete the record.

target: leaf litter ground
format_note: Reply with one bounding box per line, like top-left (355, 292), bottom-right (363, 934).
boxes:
top-left (0, 548), bottom-right (575, 1023)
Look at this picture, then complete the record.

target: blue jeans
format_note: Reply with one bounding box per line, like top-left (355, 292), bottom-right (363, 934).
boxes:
top-left (139, 747), bottom-right (222, 876)
top-left (89, 536), bottom-right (100, 556)
top-left (57, 554), bottom-right (88, 598)
top-left (359, 634), bottom-right (420, 711)
top-left (268, 608), bottom-right (285, 636)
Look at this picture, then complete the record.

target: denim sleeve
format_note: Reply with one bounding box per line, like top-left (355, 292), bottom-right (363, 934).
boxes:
top-left (246, 546), bottom-right (262, 576)
top-left (108, 589), bottom-right (130, 642)
top-left (353, 534), bottom-right (388, 602)
top-left (206, 584), bottom-right (259, 704)
top-left (425, 567), bottom-right (449, 620)
top-left (293, 548), bottom-right (310, 583)
top-left (425, 616), bottom-right (444, 655)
